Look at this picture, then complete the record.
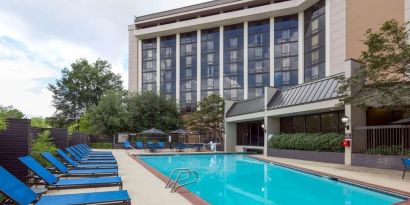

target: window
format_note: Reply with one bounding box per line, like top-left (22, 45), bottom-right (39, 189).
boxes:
top-left (255, 47), bottom-right (263, 58)
top-left (282, 58), bottom-right (290, 69)
top-left (147, 50), bottom-right (153, 59)
top-left (255, 74), bottom-right (263, 85)
top-left (165, 47), bottom-right (172, 57)
top-left (255, 61), bottom-right (263, 72)
top-left (186, 81), bottom-right (192, 90)
top-left (207, 54), bottom-right (214, 64)
top-left (165, 59), bottom-right (171, 67)
top-left (230, 77), bottom-right (238, 87)
top-left (311, 50), bottom-right (319, 64)
top-left (207, 41), bottom-right (214, 51)
top-left (207, 66), bottom-right (214, 76)
top-left (292, 116), bottom-right (305, 133)
top-left (186, 68), bottom-right (192, 78)
top-left (146, 61), bottom-right (153, 70)
top-left (166, 82), bottom-right (172, 91)
top-left (185, 56), bottom-right (192, 66)
top-left (306, 114), bottom-right (320, 133)
top-left (230, 63), bottom-right (237, 74)
top-left (255, 88), bottom-right (263, 96)
top-left (230, 37), bottom-right (238, 48)
top-left (312, 66), bottom-right (319, 79)
top-left (254, 34), bottom-right (263, 45)
top-left (282, 30), bottom-right (290, 41)
top-left (311, 35), bottom-right (319, 49)
top-left (230, 50), bottom-right (238, 61)
top-left (186, 92), bottom-right (192, 103)
top-left (207, 78), bottom-right (214, 89)
top-left (185, 44), bottom-right (192, 54)
top-left (230, 89), bottom-right (237, 99)
top-left (311, 18), bottom-right (319, 33)
top-left (282, 43), bottom-right (290, 55)
top-left (282, 72), bottom-right (290, 85)
top-left (165, 71), bottom-right (171, 79)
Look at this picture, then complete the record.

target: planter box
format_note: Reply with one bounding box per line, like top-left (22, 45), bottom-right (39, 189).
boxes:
top-left (352, 153), bottom-right (404, 171)
top-left (267, 148), bottom-right (345, 164)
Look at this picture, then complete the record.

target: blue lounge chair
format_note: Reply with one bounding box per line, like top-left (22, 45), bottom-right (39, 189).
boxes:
top-left (57, 149), bottom-right (117, 169)
top-left (69, 147), bottom-right (114, 160)
top-left (146, 142), bottom-right (158, 152)
top-left (135, 141), bottom-right (144, 149)
top-left (41, 152), bottom-right (118, 177)
top-left (157, 142), bottom-right (165, 149)
top-left (174, 143), bottom-right (186, 152)
top-left (73, 145), bottom-right (113, 157)
top-left (66, 148), bottom-right (117, 164)
top-left (402, 158), bottom-right (410, 179)
top-left (19, 156), bottom-right (123, 190)
top-left (0, 166), bottom-right (130, 205)
top-left (123, 141), bottom-right (131, 149)
top-left (81, 144), bottom-right (112, 154)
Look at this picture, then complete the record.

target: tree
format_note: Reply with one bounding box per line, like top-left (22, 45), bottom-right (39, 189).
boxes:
top-left (125, 92), bottom-right (182, 133)
top-left (67, 111), bottom-right (92, 134)
top-left (0, 118), bottom-right (5, 132)
top-left (89, 91), bottom-right (127, 136)
top-left (48, 58), bottom-right (123, 124)
top-left (0, 105), bottom-right (24, 119)
top-left (46, 113), bottom-right (70, 128)
top-left (186, 94), bottom-right (225, 142)
top-left (338, 20), bottom-right (410, 115)
top-left (31, 130), bottom-right (57, 166)
top-left (31, 117), bottom-right (51, 128)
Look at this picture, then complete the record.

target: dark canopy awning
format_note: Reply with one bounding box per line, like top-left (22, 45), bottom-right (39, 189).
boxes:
top-left (140, 128), bottom-right (165, 135)
top-left (169, 129), bottom-right (188, 135)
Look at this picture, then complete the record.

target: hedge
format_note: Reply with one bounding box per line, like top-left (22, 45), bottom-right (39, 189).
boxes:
top-left (90, 143), bottom-right (113, 149)
top-left (365, 145), bottom-right (410, 156)
top-left (268, 133), bottom-right (345, 152)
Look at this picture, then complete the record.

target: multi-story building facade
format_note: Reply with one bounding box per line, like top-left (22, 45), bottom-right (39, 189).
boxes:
top-left (129, 0), bottom-right (409, 155)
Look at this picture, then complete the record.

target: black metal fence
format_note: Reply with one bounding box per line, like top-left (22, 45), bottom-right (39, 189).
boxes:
top-left (352, 125), bottom-right (410, 155)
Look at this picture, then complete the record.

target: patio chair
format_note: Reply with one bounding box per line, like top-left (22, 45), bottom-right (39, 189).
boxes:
top-left (146, 142), bottom-right (158, 152)
top-left (57, 149), bottom-right (117, 169)
top-left (174, 143), bottom-right (186, 152)
top-left (69, 147), bottom-right (114, 159)
top-left (157, 142), bottom-right (165, 149)
top-left (19, 156), bottom-right (123, 190)
top-left (66, 148), bottom-right (117, 164)
top-left (41, 152), bottom-right (118, 177)
top-left (0, 166), bottom-right (131, 205)
top-left (73, 145), bottom-right (113, 157)
top-left (135, 141), bottom-right (144, 149)
top-left (402, 158), bottom-right (410, 179)
top-left (123, 141), bottom-right (132, 149)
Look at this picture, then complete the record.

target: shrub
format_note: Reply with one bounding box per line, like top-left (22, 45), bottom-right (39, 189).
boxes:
top-left (268, 133), bottom-right (345, 152)
top-left (31, 130), bottom-right (57, 166)
top-left (365, 145), bottom-right (410, 156)
top-left (0, 118), bottom-right (6, 132)
top-left (90, 143), bottom-right (112, 149)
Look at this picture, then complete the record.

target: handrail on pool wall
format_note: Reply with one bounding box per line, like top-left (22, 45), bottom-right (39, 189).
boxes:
top-left (166, 168), bottom-right (199, 192)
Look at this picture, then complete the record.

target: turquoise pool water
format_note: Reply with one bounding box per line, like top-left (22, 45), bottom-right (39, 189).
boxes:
top-left (139, 154), bottom-right (404, 205)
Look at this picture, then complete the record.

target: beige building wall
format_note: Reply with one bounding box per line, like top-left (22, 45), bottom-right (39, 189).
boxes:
top-left (128, 25), bottom-right (139, 92)
top-left (346, 0), bottom-right (405, 60)
top-left (329, 0), bottom-right (346, 75)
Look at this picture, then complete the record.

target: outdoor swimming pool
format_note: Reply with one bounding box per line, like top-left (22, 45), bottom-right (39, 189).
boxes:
top-left (138, 154), bottom-right (405, 205)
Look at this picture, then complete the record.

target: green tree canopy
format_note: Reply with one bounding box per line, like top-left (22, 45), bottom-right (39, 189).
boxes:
top-left (125, 92), bottom-right (182, 133)
top-left (31, 117), bottom-right (51, 128)
top-left (338, 20), bottom-right (410, 114)
top-left (0, 119), bottom-right (5, 132)
top-left (48, 58), bottom-right (123, 122)
top-left (186, 94), bottom-right (224, 142)
top-left (88, 91), bottom-right (127, 136)
top-left (0, 105), bottom-right (24, 119)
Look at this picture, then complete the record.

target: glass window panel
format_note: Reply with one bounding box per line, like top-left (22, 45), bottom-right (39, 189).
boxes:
top-left (230, 63), bottom-right (237, 74)
top-left (282, 58), bottom-right (290, 69)
top-left (230, 37), bottom-right (238, 48)
top-left (311, 35), bottom-right (319, 49)
top-left (186, 56), bottom-right (192, 66)
top-left (207, 40), bottom-right (214, 51)
top-left (207, 54), bottom-right (214, 64)
top-left (321, 112), bottom-right (338, 133)
top-left (306, 114), bottom-right (320, 133)
top-left (293, 116), bottom-right (305, 133)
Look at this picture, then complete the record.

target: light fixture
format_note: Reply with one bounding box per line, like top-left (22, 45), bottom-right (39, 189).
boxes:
top-left (341, 115), bottom-right (349, 130)
top-left (261, 124), bottom-right (265, 129)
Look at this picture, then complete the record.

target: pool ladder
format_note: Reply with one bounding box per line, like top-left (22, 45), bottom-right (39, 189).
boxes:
top-left (165, 168), bottom-right (199, 192)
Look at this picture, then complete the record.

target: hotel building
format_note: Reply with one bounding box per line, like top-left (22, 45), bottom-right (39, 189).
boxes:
top-left (129, 0), bottom-right (409, 158)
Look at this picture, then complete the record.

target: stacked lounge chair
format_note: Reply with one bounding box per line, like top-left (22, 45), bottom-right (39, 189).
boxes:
top-left (0, 144), bottom-right (132, 204)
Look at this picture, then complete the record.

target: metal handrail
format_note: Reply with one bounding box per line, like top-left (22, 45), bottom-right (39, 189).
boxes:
top-left (165, 168), bottom-right (199, 192)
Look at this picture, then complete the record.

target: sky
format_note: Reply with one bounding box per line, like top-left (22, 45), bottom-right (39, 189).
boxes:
top-left (0, 0), bottom-right (208, 118)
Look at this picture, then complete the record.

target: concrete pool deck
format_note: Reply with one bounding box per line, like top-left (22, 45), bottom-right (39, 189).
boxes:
top-left (45, 149), bottom-right (410, 205)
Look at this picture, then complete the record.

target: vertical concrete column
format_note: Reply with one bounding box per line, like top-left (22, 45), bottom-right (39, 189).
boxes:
top-left (128, 26), bottom-right (139, 93)
top-left (244, 21), bottom-right (249, 99)
top-left (197, 30), bottom-right (201, 103)
top-left (219, 25), bottom-right (224, 97)
top-left (269, 17), bottom-right (275, 87)
top-left (176, 33), bottom-right (181, 103)
top-left (298, 11), bottom-right (304, 84)
top-left (344, 59), bottom-right (366, 165)
top-left (156, 36), bottom-right (161, 95)
top-left (325, 0), bottom-right (331, 77)
top-left (264, 116), bottom-right (280, 156)
top-left (138, 39), bottom-right (143, 92)
top-left (225, 122), bottom-right (237, 152)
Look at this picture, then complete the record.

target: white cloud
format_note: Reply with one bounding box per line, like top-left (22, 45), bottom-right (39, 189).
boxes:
top-left (0, 0), bottom-right (208, 117)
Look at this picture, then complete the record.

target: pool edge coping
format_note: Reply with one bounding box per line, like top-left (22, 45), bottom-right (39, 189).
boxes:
top-left (249, 155), bottom-right (410, 204)
top-left (128, 153), bottom-right (210, 205)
